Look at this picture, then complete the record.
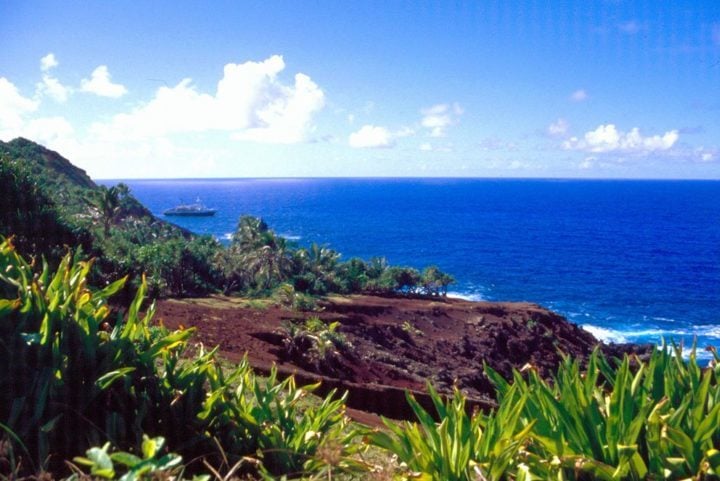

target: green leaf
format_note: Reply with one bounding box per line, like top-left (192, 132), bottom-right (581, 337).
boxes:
top-left (110, 451), bottom-right (143, 468)
top-left (706, 449), bottom-right (720, 472)
top-left (96, 367), bottom-right (136, 390)
top-left (141, 435), bottom-right (164, 459)
top-left (85, 444), bottom-right (115, 479)
top-left (95, 276), bottom-right (127, 300)
top-left (693, 402), bottom-right (720, 443)
top-left (0, 298), bottom-right (19, 316)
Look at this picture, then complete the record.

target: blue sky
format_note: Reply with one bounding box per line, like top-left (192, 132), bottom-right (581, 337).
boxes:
top-left (1, 1), bottom-right (719, 179)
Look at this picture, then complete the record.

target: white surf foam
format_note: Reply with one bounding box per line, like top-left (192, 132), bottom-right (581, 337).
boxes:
top-left (448, 291), bottom-right (485, 302)
top-left (280, 234), bottom-right (302, 241)
top-left (581, 324), bottom-right (628, 344)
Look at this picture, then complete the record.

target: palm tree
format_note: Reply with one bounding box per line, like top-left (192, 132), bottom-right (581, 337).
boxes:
top-left (234, 215), bottom-right (270, 250)
top-left (90, 185), bottom-right (123, 236)
top-left (243, 236), bottom-right (294, 290)
top-left (308, 243), bottom-right (340, 276)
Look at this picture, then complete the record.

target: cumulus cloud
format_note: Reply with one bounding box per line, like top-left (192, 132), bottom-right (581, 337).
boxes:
top-left (0, 77), bottom-right (39, 136)
top-left (579, 157), bottom-right (596, 169)
top-left (0, 76), bottom-right (73, 146)
top-left (394, 126), bottom-right (415, 138)
top-left (35, 53), bottom-right (71, 103)
top-left (696, 148), bottom-right (717, 162)
top-left (37, 75), bottom-right (70, 103)
top-left (547, 118), bottom-right (570, 137)
top-left (348, 125), bottom-right (394, 148)
top-left (40, 53), bottom-right (58, 71)
top-left (563, 124), bottom-right (679, 153)
top-left (89, 55), bottom-right (324, 143)
top-left (81, 66), bottom-right (128, 98)
top-left (570, 89), bottom-right (588, 102)
top-left (421, 103), bottom-right (462, 137)
top-left (22, 117), bottom-right (74, 145)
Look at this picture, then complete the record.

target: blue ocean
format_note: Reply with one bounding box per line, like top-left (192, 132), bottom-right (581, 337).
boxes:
top-left (101, 178), bottom-right (720, 359)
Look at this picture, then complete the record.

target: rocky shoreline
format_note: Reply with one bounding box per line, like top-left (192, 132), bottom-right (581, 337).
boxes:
top-left (155, 294), bottom-right (650, 424)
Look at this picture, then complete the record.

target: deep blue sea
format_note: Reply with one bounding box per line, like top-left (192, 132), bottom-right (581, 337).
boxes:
top-left (101, 178), bottom-right (720, 359)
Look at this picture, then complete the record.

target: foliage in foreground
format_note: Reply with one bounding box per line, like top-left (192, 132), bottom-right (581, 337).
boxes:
top-left (370, 346), bottom-right (720, 481)
top-left (2, 228), bottom-right (720, 480)
top-left (0, 238), bottom-right (363, 479)
top-left (369, 383), bottom-right (532, 481)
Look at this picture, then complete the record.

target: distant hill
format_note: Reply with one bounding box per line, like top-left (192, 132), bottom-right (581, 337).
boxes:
top-left (0, 138), bottom-right (215, 297)
top-left (0, 137), bottom-right (96, 189)
top-left (0, 137), bottom-right (156, 220)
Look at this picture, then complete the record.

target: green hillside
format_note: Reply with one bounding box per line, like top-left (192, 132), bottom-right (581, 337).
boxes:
top-left (0, 138), bottom-right (220, 298)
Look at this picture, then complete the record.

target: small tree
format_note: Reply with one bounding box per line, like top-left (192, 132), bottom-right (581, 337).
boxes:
top-left (380, 266), bottom-right (421, 294)
top-left (421, 265), bottom-right (455, 296)
top-left (90, 184), bottom-right (128, 236)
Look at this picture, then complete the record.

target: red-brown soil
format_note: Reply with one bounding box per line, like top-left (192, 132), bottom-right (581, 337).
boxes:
top-left (155, 294), bottom-right (645, 425)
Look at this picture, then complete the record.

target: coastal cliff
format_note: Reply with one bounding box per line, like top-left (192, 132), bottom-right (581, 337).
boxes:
top-left (155, 293), bottom-right (646, 422)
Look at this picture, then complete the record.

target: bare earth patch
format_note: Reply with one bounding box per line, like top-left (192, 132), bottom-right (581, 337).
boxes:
top-left (155, 294), bottom-right (646, 425)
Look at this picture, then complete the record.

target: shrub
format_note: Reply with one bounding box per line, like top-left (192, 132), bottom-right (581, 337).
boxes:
top-left (0, 237), bottom-right (361, 479)
top-left (369, 383), bottom-right (532, 481)
top-left (486, 346), bottom-right (720, 480)
top-left (281, 317), bottom-right (350, 374)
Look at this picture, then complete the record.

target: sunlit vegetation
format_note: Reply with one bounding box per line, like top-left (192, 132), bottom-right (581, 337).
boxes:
top-left (0, 138), bottom-right (454, 301)
top-left (2, 238), bottom-right (720, 480)
top-left (0, 238), bottom-right (364, 479)
top-left (216, 214), bottom-right (455, 299)
top-left (281, 316), bottom-right (351, 374)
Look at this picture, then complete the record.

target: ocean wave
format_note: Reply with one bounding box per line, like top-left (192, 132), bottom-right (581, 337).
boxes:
top-left (581, 325), bottom-right (628, 343)
top-left (221, 232), bottom-right (234, 241)
top-left (705, 327), bottom-right (720, 339)
top-left (581, 324), bottom-right (717, 361)
top-left (280, 234), bottom-right (302, 241)
top-left (448, 291), bottom-right (485, 301)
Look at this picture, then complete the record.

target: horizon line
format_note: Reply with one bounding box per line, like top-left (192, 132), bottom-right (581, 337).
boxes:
top-left (95, 175), bottom-right (720, 182)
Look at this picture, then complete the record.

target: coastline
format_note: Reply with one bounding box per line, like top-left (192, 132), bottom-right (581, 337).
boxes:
top-left (155, 293), bottom-right (651, 422)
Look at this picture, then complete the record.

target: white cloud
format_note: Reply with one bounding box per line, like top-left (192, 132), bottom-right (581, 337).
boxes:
top-left (81, 65), bottom-right (128, 98)
top-left (693, 147), bottom-right (718, 163)
top-left (547, 118), bottom-right (570, 137)
top-left (348, 124), bottom-right (394, 148)
top-left (570, 89), bottom-right (588, 102)
top-left (37, 74), bottom-right (70, 103)
top-left (421, 103), bottom-right (462, 137)
top-left (89, 55), bottom-right (323, 143)
top-left (394, 126), bottom-right (415, 138)
top-left (563, 124), bottom-right (679, 153)
top-left (0, 77), bottom-right (40, 137)
top-left (34, 53), bottom-right (71, 103)
top-left (23, 116), bottom-right (74, 145)
top-left (579, 157), bottom-right (596, 169)
top-left (40, 53), bottom-right (58, 71)
top-left (418, 142), bottom-right (452, 153)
